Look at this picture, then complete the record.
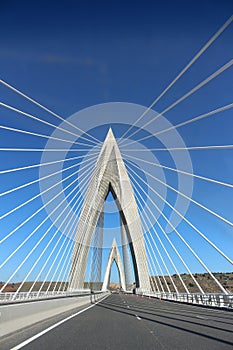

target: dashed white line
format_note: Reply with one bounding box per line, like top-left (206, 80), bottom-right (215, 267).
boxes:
top-left (195, 315), bottom-right (207, 320)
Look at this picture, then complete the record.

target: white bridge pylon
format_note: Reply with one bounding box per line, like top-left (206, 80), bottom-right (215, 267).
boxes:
top-left (102, 239), bottom-right (126, 291)
top-left (69, 128), bottom-right (150, 291)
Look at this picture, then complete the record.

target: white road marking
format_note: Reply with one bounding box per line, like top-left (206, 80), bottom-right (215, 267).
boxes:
top-left (195, 315), bottom-right (207, 320)
top-left (9, 294), bottom-right (109, 350)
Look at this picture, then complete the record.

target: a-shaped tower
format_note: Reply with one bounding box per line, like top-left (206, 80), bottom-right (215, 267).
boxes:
top-left (102, 239), bottom-right (126, 291)
top-left (69, 128), bottom-right (150, 291)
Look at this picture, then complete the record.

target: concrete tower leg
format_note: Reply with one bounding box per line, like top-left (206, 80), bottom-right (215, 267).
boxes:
top-left (121, 218), bottom-right (133, 290)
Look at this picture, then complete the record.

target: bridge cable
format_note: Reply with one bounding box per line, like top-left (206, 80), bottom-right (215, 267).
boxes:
top-left (0, 80), bottom-right (101, 145)
top-left (0, 147), bottom-right (101, 152)
top-left (118, 15), bottom-right (233, 143)
top-left (122, 157), bottom-right (233, 226)
top-left (0, 153), bottom-right (98, 224)
top-left (134, 210), bottom-right (165, 292)
top-left (49, 174), bottom-right (95, 293)
top-left (146, 250), bottom-right (161, 292)
top-left (129, 170), bottom-right (203, 294)
top-left (0, 154), bottom-right (97, 249)
top-left (0, 158), bottom-right (87, 199)
top-left (130, 171), bottom-right (191, 294)
top-left (128, 183), bottom-right (172, 292)
top-left (145, 230), bottom-right (172, 292)
top-left (121, 152), bottom-right (233, 189)
top-left (134, 180), bottom-right (204, 293)
top-left (0, 151), bottom-right (98, 207)
top-left (124, 157), bottom-right (233, 266)
top-left (17, 163), bottom-right (92, 295)
top-left (0, 124), bottom-right (101, 148)
top-left (29, 208), bottom-right (80, 295)
top-left (0, 153), bottom-right (95, 269)
top-left (119, 59), bottom-right (233, 148)
top-left (120, 144), bottom-right (233, 152)
top-left (0, 102), bottom-right (100, 147)
top-left (66, 157), bottom-right (111, 291)
top-left (120, 102), bottom-right (233, 149)
top-left (36, 173), bottom-right (91, 295)
top-left (14, 171), bottom-right (89, 297)
top-left (0, 158), bottom-right (96, 293)
top-left (0, 155), bottom-right (96, 266)
top-left (0, 157), bottom-right (97, 247)
top-left (125, 161), bottom-right (229, 294)
top-left (51, 207), bottom-right (84, 293)
top-left (49, 193), bottom-right (87, 293)
top-left (141, 207), bottom-right (189, 294)
top-left (126, 161), bottom-right (228, 294)
top-left (0, 153), bottom-right (99, 175)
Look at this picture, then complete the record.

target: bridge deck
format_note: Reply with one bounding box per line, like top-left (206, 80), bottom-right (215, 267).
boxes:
top-left (1, 293), bottom-right (233, 349)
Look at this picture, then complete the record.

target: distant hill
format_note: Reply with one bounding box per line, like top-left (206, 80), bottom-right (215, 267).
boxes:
top-left (150, 272), bottom-right (233, 293)
top-left (1, 272), bottom-right (232, 293)
top-left (0, 281), bottom-right (68, 293)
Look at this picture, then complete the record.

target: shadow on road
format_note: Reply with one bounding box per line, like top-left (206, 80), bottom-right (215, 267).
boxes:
top-left (96, 295), bottom-right (233, 347)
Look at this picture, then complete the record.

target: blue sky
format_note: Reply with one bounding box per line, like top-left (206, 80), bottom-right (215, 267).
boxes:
top-left (0, 0), bottom-right (233, 286)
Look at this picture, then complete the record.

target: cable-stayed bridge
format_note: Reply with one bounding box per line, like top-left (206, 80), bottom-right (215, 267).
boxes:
top-left (0, 15), bottom-right (233, 350)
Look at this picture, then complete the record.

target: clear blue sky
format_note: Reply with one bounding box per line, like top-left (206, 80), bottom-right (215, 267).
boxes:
top-left (0, 0), bottom-right (233, 285)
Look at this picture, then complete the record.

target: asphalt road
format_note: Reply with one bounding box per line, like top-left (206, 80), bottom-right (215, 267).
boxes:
top-left (1, 293), bottom-right (233, 349)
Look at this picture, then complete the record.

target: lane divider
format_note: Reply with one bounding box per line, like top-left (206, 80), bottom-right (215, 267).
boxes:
top-left (135, 314), bottom-right (141, 320)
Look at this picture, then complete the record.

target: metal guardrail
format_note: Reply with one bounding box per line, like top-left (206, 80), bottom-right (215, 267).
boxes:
top-left (136, 290), bottom-right (233, 309)
top-left (0, 289), bottom-right (105, 303)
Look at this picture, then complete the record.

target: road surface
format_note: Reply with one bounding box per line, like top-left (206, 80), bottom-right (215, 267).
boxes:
top-left (1, 293), bottom-right (233, 349)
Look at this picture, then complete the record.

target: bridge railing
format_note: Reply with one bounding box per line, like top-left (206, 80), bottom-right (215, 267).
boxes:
top-left (0, 289), bottom-right (97, 303)
top-left (136, 290), bottom-right (233, 309)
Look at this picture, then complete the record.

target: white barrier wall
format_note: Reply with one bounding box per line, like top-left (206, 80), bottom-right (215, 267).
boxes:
top-left (0, 292), bottom-right (107, 337)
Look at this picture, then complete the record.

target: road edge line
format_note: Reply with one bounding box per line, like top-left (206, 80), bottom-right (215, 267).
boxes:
top-left (9, 294), bottom-right (109, 350)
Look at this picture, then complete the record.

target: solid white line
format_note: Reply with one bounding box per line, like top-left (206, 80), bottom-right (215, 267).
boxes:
top-left (9, 294), bottom-right (109, 350)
